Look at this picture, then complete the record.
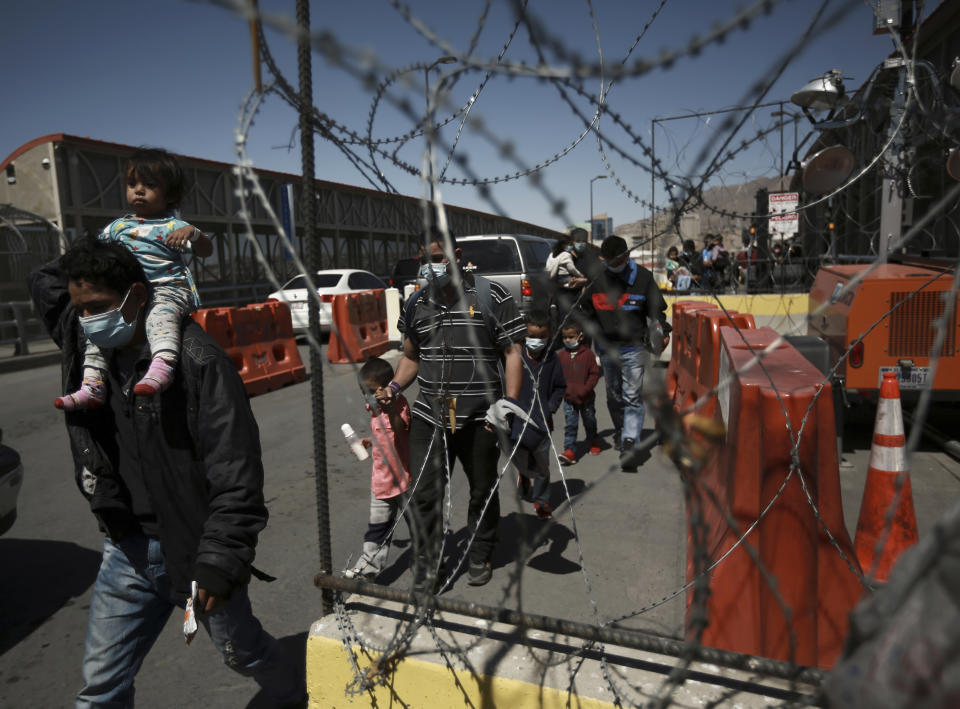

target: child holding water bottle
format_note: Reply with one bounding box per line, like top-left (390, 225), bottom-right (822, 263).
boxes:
top-left (344, 357), bottom-right (412, 579)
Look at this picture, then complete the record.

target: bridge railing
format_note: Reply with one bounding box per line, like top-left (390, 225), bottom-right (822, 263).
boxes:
top-left (0, 301), bottom-right (46, 357)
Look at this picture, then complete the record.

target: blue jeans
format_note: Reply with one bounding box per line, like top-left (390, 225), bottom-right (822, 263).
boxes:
top-left (77, 535), bottom-right (305, 708)
top-left (599, 348), bottom-right (645, 450)
top-left (562, 400), bottom-right (598, 450)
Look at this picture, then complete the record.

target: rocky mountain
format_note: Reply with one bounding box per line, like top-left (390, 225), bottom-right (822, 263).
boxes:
top-left (615, 175), bottom-right (783, 246)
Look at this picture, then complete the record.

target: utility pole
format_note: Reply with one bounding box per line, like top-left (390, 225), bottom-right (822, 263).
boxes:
top-left (650, 118), bottom-right (656, 249)
top-left (878, 60), bottom-right (907, 262)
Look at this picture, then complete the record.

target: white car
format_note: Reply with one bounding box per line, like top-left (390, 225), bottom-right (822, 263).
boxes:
top-left (0, 429), bottom-right (23, 536)
top-left (267, 269), bottom-right (387, 333)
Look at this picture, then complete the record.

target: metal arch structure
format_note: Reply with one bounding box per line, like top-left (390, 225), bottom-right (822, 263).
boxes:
top-left (0, 204), bottom-right (63, 302)
top-left (0, 134), bottom-right (564, 307)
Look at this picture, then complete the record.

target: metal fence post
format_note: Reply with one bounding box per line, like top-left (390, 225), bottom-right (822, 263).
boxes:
top-left (12, 303), bottom-right (30, 356)
top-left (296, 0), bottom-right (333, 615)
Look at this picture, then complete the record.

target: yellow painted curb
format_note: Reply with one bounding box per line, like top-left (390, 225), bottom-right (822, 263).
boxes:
top-left (306, 634), bottom-right (615, 708)
top-left (306, 598), bottom-right (819, 708)
top-left (662, 294), bottom-right (809, 318)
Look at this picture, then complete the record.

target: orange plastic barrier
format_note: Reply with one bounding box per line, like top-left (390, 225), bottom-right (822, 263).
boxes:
top-left (191, 307), bottom-right (235, 348)
top-left (685, 325), bottom-right (862, 669)
top-left (327, 290), bottom-right (391, 364)
top-left (695, 310), bottom-right (756, 418)
top-left (665, 301), bottom-right (756, 418)
top-left (192, 302), bottom-right (306, 397)
top-left (665, 301), bottom-right (716, 409)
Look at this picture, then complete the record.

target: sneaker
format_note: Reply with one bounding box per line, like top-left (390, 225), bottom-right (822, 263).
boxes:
top-left (559, 449), bottom-right (576, 465)
top-left (588, 439), bottom-right (602, 455)
top-left (534, 502), bottom-right (552, 518)
top-left (344, 566), bottom-right (376, 580)
top-left (466, 559), bottom-right (492, 586)
top-left (620, 438), bottom-right (639, 472)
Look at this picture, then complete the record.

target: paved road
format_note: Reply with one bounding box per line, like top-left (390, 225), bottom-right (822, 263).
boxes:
top-left (1, 343), bottom-right (957, 708)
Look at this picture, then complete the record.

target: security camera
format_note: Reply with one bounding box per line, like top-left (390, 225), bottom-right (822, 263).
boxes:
top-left (41, 158), bottom-right (51, 169)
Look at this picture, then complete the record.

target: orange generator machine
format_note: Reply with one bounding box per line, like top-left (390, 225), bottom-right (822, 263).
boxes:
top-left (808, 261), bottom-right (959, 400)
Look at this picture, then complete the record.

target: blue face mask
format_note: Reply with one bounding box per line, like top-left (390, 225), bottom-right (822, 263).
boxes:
top-left (79, 287), bottom-right (138, 349)
top-left (419, 262), bottom-right (451, 288)
top-left (563, 338), bottom-right (580, 350)
top-left (525, 337), bottom-right (548, 354)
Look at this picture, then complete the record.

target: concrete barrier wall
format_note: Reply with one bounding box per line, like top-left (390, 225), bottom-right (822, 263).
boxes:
top-left (306, 597), bottom-right (819, 707)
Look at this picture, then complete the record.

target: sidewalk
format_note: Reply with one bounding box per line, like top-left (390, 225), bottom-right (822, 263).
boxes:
top-left (0, 339), bottom-right (61, 374)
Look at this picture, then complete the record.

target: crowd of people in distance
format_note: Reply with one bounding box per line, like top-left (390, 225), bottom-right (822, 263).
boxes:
top-left (664, 233), bottom-right (732, 292)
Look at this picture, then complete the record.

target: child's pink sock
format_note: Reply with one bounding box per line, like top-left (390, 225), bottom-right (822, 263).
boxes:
top-left (55, 380), bottom-right (106, 411)
top-left (134, 357), bottom-right (177, 397)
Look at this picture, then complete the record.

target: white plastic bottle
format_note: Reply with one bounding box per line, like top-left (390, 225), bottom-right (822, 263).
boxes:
top-left (341, 423), bottom-right (369, 461)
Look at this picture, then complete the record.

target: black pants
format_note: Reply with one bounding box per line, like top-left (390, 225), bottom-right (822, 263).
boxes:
top-left (408, 418), bottom-right (501, 566)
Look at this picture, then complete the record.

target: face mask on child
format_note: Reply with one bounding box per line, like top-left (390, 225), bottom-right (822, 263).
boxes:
top-left (525, 337), bottom-right (548, 354)
top-left (563, 337), bottom-right (580, 350)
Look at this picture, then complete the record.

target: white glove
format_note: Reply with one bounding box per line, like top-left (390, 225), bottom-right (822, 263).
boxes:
top-left (484, 398), bottom-right (527, 433)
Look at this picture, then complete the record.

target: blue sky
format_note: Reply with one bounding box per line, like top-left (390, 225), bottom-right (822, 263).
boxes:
top-left (2, 0), bottom-right (911, 231)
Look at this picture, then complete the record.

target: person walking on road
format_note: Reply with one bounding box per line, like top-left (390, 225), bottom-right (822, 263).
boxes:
top-left (344, 357), bottom-right (412, 580)
top-left (579, 235), bottom-right (671, 472)
top-left (385, 224), bottom-right (526, 588)
top-left (557, 322), bottom-right (601, 465)
top-left (545, 234), bottom-right (587, 325)
top-left (28, 238), bottom-right (306, 709)
top-left (503, 309), bottom-right (566, 519)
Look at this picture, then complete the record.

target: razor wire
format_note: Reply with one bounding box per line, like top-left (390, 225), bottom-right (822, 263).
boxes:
top-left (205, 1), bottom-right (960, 707)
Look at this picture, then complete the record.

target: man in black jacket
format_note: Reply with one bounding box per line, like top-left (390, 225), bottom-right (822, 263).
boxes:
top-left (28, 237), bottom-right (306, 708)
top-left (579, 236), bottom-right (671, 472)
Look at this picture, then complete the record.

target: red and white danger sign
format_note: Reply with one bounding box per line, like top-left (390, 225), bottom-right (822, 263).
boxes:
top-left (768, 192), bottom-right (799, 238)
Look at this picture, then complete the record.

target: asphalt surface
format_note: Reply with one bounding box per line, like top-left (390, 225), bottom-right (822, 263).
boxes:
top-left (0, 342), bottom-right (958, 708)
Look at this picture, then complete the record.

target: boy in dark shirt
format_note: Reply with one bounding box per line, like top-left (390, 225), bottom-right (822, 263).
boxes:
top-left (557, 323), bottom-right (601, 464)
top-left (511, 310), bottom-right (565, 518)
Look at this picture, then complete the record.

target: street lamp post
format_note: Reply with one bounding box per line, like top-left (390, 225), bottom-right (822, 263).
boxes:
top-left (650, 101), bottom-right (785, 256)
top-left (424, 56), bottom-right (457, 201)
top-left (589, 175), bottom-right (607, 244)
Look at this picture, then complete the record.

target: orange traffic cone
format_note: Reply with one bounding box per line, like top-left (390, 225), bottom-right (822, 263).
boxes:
top-left (853, 371), bottom-right (919, 582)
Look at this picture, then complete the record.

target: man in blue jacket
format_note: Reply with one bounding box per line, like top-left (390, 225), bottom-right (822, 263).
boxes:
top-left (580, 236), bottom-right (671, 472)
top-left (28, 237), bottom-right (306, 708)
